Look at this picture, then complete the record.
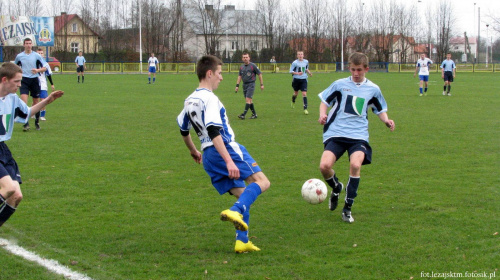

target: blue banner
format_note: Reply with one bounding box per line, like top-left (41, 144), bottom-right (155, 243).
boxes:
top-left (0, 16), bottom-right (54, 46)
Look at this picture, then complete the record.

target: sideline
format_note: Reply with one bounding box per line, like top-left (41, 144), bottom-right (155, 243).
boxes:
top-left (0, 238), bottom-right (93, 280)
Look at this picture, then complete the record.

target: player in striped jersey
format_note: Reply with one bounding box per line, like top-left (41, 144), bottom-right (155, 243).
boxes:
top-left (177, 56), bottom-right (270, 253)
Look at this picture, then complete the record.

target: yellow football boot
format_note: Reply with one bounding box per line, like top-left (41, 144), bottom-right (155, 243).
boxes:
top-left (220, 209), bottom-right (248, 231)
top-left (235, 240), bottom-right (261, 253)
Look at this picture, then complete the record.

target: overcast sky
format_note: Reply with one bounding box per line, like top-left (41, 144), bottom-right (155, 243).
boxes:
top-left (230, 0), bottom-right (499, 41)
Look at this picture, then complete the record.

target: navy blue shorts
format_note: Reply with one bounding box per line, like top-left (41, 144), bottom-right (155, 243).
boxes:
top-left (77, 65), bottom-right (85, 73)
top-left (0, 142), bottom-right (22, 183)
top-left (20, 77), bottom-right (41, 98)
top-left (149, 66), bottom-right (157, 73)
top-left (324, 137), bottom-right (372, 165)
top-left (203, 142), bottom-right (262, 195)
top-left (292, 78), bottom-right (308, 92)
top-left (443, 71), bottom-right (453, 82)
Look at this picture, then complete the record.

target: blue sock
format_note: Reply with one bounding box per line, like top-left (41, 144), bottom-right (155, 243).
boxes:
top-left (148, 77), bottom-right (151, 82)
top-left (419, 87), bottom-right (423, 93)
top-left (424, 87), bottom-right (428, 92)
top-left (41, 110), bottom-right (46, 117)
top-left (153, 78), bottom-right (156, 83)
top-left (229, 183), bottom-right (262, 214)
top-left (236, 210), bottom-right (250, 242)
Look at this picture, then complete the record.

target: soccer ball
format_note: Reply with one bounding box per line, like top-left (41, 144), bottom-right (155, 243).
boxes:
top-left (301, 179), bottom-right (328, 204)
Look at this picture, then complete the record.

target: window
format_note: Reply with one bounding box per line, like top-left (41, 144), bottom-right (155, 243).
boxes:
top-left (71, 42), bottom-right (79, 53)
top-left (231, 41), bottom-right (238, 50)
top-left (72, 23), bottom-right (78, 32)
top-left (250, 41), bottom-right (259, 50)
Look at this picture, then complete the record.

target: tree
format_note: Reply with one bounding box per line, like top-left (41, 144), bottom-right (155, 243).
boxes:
top-left (434, 0), bottom-right (455, 63)
top-left (256, 0), bottom-right (280, 52)
top-left (187, 0), bottom-right (226, 56)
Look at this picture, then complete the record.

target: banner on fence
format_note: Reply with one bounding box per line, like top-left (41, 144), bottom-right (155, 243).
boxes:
top-left (0, 16), bottom-right (54, 46)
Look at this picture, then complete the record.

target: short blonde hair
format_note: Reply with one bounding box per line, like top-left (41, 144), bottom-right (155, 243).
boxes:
top-left (348, 52), bottom-right (369, 68)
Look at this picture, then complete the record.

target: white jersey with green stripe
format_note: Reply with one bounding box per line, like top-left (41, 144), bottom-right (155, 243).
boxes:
top-left (0, 94), bottom-right (30, 141)
top-left (318, 77), bottom-right (388, 143)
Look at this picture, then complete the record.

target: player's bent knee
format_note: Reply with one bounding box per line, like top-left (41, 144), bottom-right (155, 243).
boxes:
top-left (350, 162), bottom-right (362, 172)
top-left (319, 162), bottom-right (332, 174)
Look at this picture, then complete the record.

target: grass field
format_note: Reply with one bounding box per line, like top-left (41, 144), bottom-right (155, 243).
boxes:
top-left (0, 71), bottom-right (498, 280)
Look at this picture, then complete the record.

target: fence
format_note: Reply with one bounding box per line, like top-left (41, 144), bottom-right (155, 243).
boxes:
top-left (57, 62), bottom-right (499, 74)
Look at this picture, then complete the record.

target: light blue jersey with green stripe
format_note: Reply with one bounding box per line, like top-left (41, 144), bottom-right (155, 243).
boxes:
top-left (0, 94), bottom-right (31, 141)
top-left (318, 77), bottom-right (388, 143)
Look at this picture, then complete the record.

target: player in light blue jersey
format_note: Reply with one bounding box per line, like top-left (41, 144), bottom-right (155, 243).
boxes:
top-left (290, 51), bottom-right (313, 114)
top-left (0, 62), bottom-right (64, 227)
top-left (318, 52), bottom-right (395, 223)
top-left (148, 53), bottom-right (159, 84)
top-left (177, 55), bottom-right (270, 253)
top-left (14, 38), bottom-right (47, 131)
top-left (75, 51), bottom-right (86, 83)
top-left (440, 53), bottom-right (456, 96)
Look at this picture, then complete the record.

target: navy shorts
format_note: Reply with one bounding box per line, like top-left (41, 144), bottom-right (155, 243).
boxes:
top-left (242, 83), bottom-right (255, 99)
top-left (203, 142), bottom-right (262, 195)
top-left (149, 66), bottom-right (157, 73)
top-left (20, 77), bottom-right (40, 98)
top-left (0, 142), bottom-right (22, 183)
top-left (443, 71), bottom-right (454, 82)
top-left (77, 65), bottom-right (84, 73)
top-left (292, 78), bottom-right (308, 92)
top-left (324, 137), bottom-right (372, 165)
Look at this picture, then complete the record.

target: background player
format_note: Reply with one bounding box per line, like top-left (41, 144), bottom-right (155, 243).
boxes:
top-left (235, 53), bottom-right (264, 120)
top-left (75, 51), bottom-right (86, 83)
top-left (177, 55), bottom-right (270, 253)
top-left (37, 48), bottom-right (55, 121)
top-left (318, 52), bottom-right (395, 223)
top-left (440, 53), bottom-right (456, 96)
top-left (413, 53), bottom-right (433, 96)
top-left (290, 51), bottom-right (313, 114)
top-left (0, 62), bottom-right (64, 227)
top-left (14, 38), bottom-right (47, 131)
top-left (148, 53), bottom-right (159, 84)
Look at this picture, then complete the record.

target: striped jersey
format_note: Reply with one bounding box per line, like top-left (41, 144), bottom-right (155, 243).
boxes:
top-left (148, 57), bottom-right (158, 67)
top-left (0, 94), bottom-right (30, 142)
top-left (38, 62), bottom-right (52, 91)
top-left (416, 58), bottom-right (433, 75)
top-left (290, 59), bottom-right (309, 79)
top-left (318, 77), bottom-right (388, 143)
top-left (177, 88), bottom-right (235, 150)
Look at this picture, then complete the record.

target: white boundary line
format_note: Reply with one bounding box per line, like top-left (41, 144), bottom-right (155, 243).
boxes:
top-left (0, 238), bottom-right (93, 280)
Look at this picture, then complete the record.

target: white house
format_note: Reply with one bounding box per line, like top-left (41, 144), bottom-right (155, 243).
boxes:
top-left (449, 36), bottom-right (477, 62)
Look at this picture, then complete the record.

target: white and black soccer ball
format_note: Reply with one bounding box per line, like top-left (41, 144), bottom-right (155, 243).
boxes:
top-left (301, 179), bottom-right (328, 204)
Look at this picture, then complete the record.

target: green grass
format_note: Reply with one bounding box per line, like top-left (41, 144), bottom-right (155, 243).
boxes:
top-left (0, 71), bottom-right (498, 280)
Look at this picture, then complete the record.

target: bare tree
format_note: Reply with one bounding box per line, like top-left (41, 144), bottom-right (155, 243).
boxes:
top-left (187, 0), bottom-right (226, 56)
top-left (434, 0), bottom-right (455, 62)
top-left (256, 0), bottom-right (280, 51)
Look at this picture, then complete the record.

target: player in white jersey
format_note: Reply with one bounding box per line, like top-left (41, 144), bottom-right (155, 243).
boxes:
top-left (37, 48), bottom-right (55, 121)
top-left (148, 53), bottom-right (159, 84)
top-left (177, 55), bottom-right (270, 253)
top-left (413, 53), bottom-right (433, 96)
top-left (318, 53), bottom-right (395, 223)
top-left (0, 62), bottom-right (64, 227)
